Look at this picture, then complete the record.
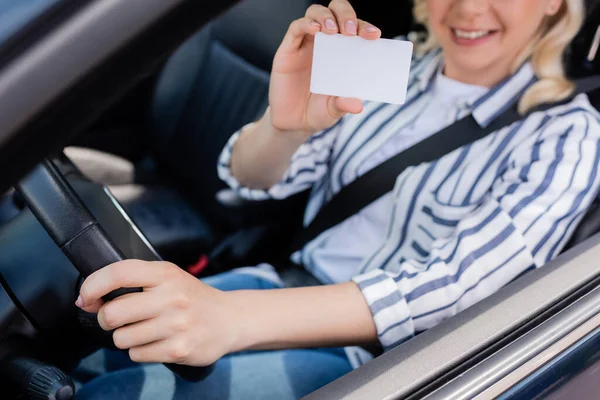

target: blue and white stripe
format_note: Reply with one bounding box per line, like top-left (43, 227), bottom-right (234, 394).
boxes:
top-left (218, 47), bottom-right (600, 355)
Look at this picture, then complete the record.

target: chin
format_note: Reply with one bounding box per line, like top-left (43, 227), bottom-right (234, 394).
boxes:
top-left (446, 55), bottom-right (492, 73)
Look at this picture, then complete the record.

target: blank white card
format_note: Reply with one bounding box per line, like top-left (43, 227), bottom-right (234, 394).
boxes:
top-left (310, 32), bottom-right (413, 105)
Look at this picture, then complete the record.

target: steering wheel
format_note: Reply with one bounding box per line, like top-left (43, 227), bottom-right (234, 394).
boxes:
top-left (15, 159), bottom-right (214, 382)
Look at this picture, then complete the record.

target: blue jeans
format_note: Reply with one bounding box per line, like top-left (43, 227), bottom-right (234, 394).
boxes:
top-left (74, 269), bottom-right (353, 400)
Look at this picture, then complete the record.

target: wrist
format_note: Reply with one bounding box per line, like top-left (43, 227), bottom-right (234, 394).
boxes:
top-left (222, 290), bottom-right (260, 353)
top-left (262, 107), bottom-right (314, 143)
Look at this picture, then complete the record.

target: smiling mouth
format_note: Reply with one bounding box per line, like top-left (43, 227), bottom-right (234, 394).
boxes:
top-left (452, 28), bottom-right (497, 40)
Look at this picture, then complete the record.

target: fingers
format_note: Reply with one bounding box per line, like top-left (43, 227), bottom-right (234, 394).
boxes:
top-left (281, 17), bottom-right (321, 51)
top-left (306, 4), bottom-right (338, 33)
top-left (97, 292), bottom-right (162, 331)
top-left (112, 318), bottom-right (170, 350)
top-left (129, 338), bottom-right (192, 365)
top-left (80, 299), bottom-right (104, 314)
top-left (328, 97), bottom-right (363, 120)
top-left (306, 2), bottom-right (356, 36)
top-left (358, 19), bottom-right (381, 39)
top-left (78, 260), bottom-right (174, 309)
top-left (305, 2), bottom-right (380, 38)
top-left (112, 311), bottom-right (195, 350)
top-left (328, 0), bottom-right (358, 36)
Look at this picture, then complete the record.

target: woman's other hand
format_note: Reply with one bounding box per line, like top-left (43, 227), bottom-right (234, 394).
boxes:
top-left (76, 260), bottom-right (241, 367)
top-left (77, 260), bottom-right (378, 364)
top-left (269, 0), bottom-right (381, 135)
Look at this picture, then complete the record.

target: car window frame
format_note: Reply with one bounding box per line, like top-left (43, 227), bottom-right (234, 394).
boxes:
top-left (0, 0), bottom-right (92, 71)
top-left (307, 233), bottom-right (600, 399)
top-left (499, 325), bottom-right (600, 399)
top-left (0, 0), bottom-right (240, 196)
top-left (424, 275), bottom-right (600, 399)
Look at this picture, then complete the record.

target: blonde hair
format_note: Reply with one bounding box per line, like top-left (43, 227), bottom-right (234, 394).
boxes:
top-left (412, 0), bottom-right (585, 114)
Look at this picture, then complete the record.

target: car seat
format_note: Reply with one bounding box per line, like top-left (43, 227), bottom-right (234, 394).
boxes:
top-left (66, 0), bottom-right (315, 264)
top-left (563, 0), bottom-right (600, 249)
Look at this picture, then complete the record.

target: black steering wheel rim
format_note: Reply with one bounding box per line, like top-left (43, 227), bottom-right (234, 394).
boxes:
top-left (15, 159), bottom-right (213, 382)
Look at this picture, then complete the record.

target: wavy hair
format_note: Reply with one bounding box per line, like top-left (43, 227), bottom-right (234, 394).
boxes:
top-left (412, 0), bottom-right (585, 114)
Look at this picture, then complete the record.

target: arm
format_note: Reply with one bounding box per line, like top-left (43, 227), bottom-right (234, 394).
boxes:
top-left (217, 114), bottom-right (343, 200)
top-left (77, 262), bottom-right (376, 366)
top-left (228, 108), bottom-right (314, 190)
top-left (231, 282), bottom-right (377, 351)
top-left (217, 0), bottom-right (377, 199)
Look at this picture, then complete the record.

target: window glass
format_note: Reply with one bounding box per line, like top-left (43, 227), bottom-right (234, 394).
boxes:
top-left (0, 0), bottom-right (61, 44)
top-left (499, 327), bottom-right (600, 400)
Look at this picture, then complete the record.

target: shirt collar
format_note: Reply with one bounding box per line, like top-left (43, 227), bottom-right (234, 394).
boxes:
top-left (416, 50), bottom-right (444, 92)
top-left (470, 62), bottom-right (537, 127)
top-left (415, 52), bottom-right (537, 128)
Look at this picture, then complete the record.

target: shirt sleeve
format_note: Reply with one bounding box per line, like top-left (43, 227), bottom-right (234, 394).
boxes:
top-left (217, 119), bottom-right (343, 201)
top-left (353, 110), bottom-right (600, 351)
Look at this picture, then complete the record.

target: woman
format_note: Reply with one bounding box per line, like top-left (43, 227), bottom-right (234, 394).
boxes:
top-left (75, 0), bottom-right (600, 398)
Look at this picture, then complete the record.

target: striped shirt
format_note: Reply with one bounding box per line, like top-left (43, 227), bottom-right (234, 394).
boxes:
top-left (218, 46), bottom-right (600, 361)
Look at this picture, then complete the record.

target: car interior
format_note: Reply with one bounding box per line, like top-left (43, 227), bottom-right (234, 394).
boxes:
top-left (56, 0), bottom-right (600, 271)
top-left (1, 0), bottom-right (600, 398)
top-left (58, 0), bottom-right (418, 271)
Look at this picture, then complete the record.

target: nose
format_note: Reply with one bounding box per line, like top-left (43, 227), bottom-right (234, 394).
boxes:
top-left (452, 0), bottom-right (490, 17)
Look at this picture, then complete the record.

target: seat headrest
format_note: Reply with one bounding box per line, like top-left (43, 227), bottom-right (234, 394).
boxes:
top-left (568, 0), bottom-right (600, 77)
top-left (212, 0), bottom-right (314, 71)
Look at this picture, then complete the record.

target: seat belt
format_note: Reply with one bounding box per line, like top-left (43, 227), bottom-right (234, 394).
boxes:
top-left (289, 76), bottom-right (600, 254)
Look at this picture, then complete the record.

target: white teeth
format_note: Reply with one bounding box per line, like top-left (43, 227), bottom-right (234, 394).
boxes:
top-left (453, 29), bottom-right (490, 39)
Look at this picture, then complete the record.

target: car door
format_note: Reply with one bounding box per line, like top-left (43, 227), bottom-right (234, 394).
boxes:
top-left (307, 234), bottom-right (600, 399)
